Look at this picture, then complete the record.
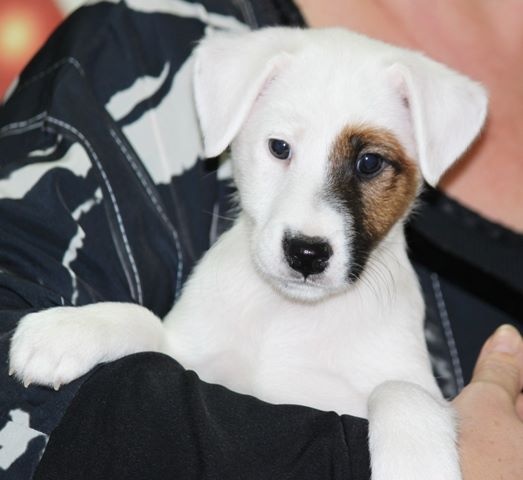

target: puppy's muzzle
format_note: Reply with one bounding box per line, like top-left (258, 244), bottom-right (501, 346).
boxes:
top-left (283, 233), bottom-right (333, 279)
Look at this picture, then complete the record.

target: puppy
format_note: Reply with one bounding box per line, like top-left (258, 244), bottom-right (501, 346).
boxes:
top-left (9, 27), bottom-right (487, 479)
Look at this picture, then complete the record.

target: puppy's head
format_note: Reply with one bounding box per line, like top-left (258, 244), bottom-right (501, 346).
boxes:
top-left (193, 27), bottom-right (487, 302)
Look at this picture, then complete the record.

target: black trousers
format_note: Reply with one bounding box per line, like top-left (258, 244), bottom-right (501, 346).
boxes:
top-left (34, 353), bottom-right (371, 480)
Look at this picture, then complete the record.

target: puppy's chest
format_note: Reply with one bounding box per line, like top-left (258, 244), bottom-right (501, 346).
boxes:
top-left (236, 306), bottom-right (380, 412)
top-left (176, 295), bottom-right (425, 416)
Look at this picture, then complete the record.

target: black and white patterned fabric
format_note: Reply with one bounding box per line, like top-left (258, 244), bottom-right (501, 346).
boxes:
top-left (1, 0), bottom-right (522, 478)
top-left (0, 1), bottom-right (250, 476)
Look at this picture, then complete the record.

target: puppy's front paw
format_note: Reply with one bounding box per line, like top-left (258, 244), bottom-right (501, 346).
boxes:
top-left (9, 307), bottom-right (108, 389)
top-left (368, 381), bottom-right (461, 480)
top-left (9, 303), bottom-right (164, 390)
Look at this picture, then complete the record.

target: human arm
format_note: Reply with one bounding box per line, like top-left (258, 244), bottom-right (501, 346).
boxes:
top-left (32, 352), bottom-right (371, 480)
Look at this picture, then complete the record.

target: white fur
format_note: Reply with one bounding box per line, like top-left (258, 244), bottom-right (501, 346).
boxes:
top-left (9, 304), bottom-right (164, 389)
top-left (10, 27), bottom-right (488, 479)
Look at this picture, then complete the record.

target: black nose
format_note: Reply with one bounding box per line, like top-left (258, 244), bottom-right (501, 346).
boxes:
top-left (283, 234), bottom-right (333, 279)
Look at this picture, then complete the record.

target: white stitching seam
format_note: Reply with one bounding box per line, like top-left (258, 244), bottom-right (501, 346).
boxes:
top-left (430, 272), bottom-right (465, 392)
top-left (16, 57), bottom-right (85, 95)
top-left (0, 112), bottom-right (47, 137)
top-left (46, 116), bottom-right (143, 305)
top-left (109, 128), bottom-right (184, 298)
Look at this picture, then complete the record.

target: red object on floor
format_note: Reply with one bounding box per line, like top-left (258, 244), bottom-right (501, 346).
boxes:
top-left (0, 0), bottom-right (63, 99)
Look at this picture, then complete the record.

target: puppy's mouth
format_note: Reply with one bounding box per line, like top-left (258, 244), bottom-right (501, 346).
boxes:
top-left (274, 277), bottom-right (331, 302)
top-left (273, 272), bottom-right (326, 288)
top-left (260, 266), bottom-right (345, 303)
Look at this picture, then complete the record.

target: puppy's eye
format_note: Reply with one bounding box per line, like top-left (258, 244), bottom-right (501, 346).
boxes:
top-left (355, 153), bottom-right (385, 178)
top-left (268, 139), bottom-right (291, 160)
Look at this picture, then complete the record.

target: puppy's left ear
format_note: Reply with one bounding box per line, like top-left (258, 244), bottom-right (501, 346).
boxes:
top-left (193, 28), bottom-right (298, 158)
top-left (388, 56), bottom-right (488, 186)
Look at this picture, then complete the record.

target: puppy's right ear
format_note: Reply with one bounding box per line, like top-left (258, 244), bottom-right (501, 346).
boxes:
top-left (193, 28), bottom-right (297, 158)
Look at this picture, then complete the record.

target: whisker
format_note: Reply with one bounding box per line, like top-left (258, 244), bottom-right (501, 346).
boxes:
top-left (202, 210), bottom-right (237, 222)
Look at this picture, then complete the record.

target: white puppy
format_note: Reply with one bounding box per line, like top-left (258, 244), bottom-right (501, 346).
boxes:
top-left (9, 28), bottom-right (487, 480)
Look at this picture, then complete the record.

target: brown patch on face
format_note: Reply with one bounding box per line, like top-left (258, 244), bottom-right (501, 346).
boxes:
top-left (327, 124), bottom-right (421, 279)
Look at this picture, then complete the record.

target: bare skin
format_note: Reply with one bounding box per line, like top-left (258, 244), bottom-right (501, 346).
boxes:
top-left (296, 0), bottom-right (523, 233)
top-left (453, 325), bottom-right (523, 480)
top-left (295, 1), bottom-right (523, 478)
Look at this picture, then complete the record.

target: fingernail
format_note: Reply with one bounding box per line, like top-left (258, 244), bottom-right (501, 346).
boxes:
top-left (491, 324), bottom-right (521, 354)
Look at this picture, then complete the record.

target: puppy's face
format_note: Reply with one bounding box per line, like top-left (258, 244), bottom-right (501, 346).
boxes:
top-left (194, 27), bottom-right (487, 302)
top-left (231, 55), bottom-right (421, 301)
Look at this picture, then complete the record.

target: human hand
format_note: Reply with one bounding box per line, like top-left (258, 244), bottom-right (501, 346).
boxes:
top-left (453, 324), bottom-right (523, 479)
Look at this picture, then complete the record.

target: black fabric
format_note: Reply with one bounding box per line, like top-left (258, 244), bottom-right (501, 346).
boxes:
top-left (0, 1), bottom-right (248, 476)
top-left (408, 186), bottom-right (523, 390)
top-left (410, 187), bottom-right (523, 299)
top-left (409, 225), bottom-right (523, 319)
top-left (247, 0), bottom-right (307, 27)
top-left (34, 353), bottom-right (370, 480)
top-left (0, 7), bottom-right (218, 472)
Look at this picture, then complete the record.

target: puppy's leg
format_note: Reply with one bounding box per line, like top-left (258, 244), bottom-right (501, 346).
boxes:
top-left (9, 303), bottom-right (165, 390)
top-left (368, 381), bottom-right (461, 480)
